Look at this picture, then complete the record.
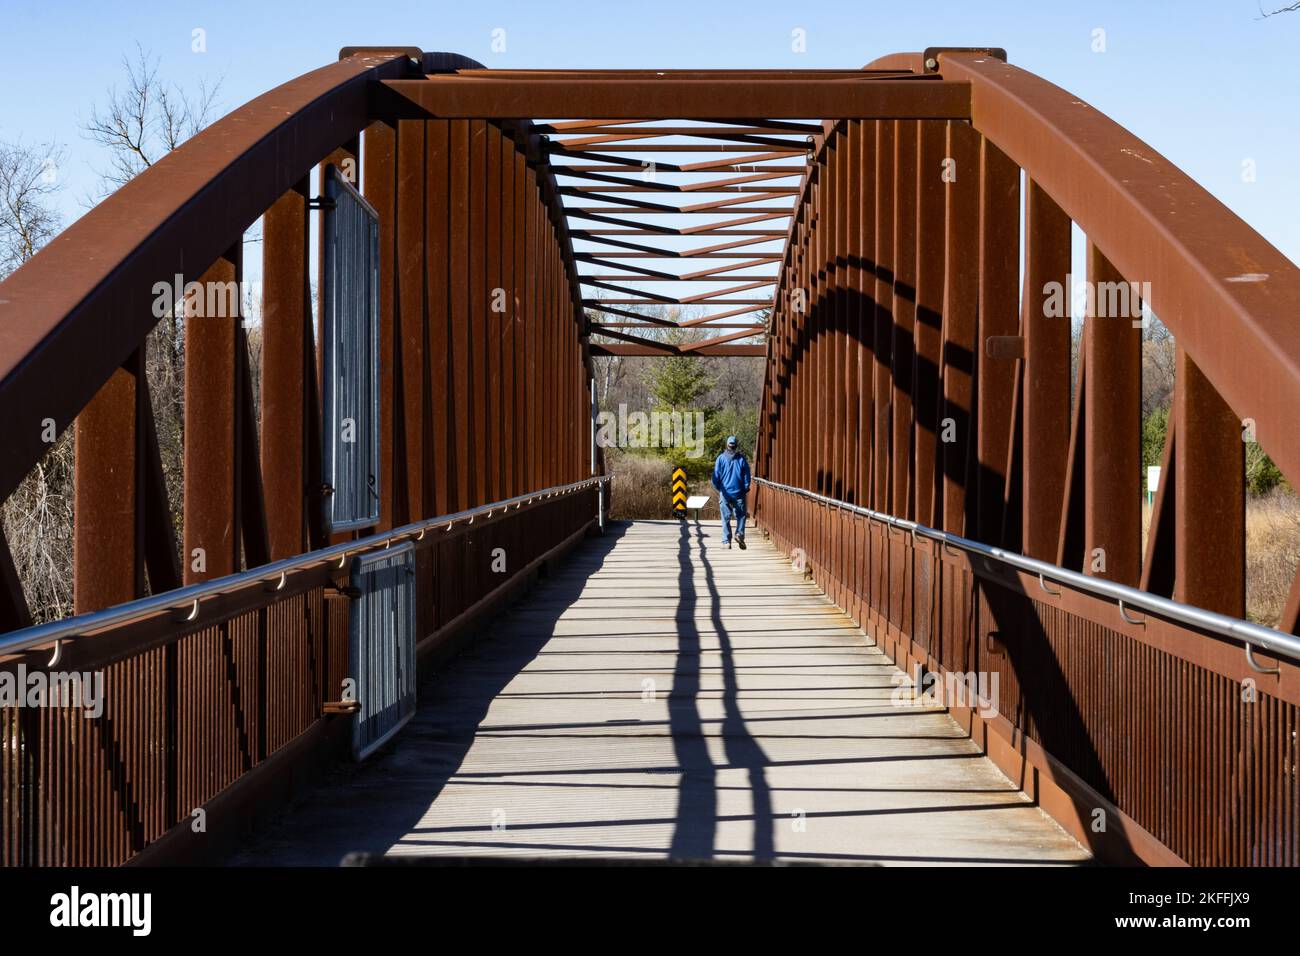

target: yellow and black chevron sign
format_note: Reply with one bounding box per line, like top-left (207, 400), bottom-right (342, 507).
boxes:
top-left (671, 467), bottom-right (687, 515)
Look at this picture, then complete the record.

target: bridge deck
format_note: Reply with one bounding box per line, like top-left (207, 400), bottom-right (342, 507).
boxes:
top-left (232, 520), bottom-right (1090, 866)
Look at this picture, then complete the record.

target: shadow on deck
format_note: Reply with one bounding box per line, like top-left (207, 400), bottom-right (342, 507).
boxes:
top-left (228, 520), bottom-right (1090, 866)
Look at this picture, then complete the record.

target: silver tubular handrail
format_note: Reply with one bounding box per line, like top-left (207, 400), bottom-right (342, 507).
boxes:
top-left (753, 476), bottom-right (1300, 665)
top-left (0, 476), bottom-right (612, 659)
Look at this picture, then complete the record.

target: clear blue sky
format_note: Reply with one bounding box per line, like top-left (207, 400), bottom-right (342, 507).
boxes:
top-left (2, 0), bottom-right (1298, 264)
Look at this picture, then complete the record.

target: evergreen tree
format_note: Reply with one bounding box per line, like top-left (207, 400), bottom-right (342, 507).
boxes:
top-left (650, 351), bottom-right (713, 409)
top-left (648, 346), bottom-right (716, 478)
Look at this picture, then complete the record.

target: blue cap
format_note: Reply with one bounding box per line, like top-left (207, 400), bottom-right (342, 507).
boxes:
top-left (726, 435), bottom-right (738, 447)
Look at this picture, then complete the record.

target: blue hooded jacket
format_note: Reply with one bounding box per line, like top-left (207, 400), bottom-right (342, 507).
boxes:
top-left (711, 449), bottom-right (751, 501)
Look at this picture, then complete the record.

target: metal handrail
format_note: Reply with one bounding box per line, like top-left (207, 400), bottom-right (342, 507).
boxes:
top-left (0, 476), bottom-right (611, 659)
top-left (753, 476), bottom-right (1300, 665)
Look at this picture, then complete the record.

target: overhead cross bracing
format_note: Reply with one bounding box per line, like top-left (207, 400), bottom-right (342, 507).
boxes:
top-left (545, 117), bottom-right (816, 358)
top-left (379, 65), bottom-right (966, 357)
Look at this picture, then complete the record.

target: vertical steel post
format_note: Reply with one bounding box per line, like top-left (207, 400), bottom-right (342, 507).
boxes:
top-left (74, 350), bottom-right (145, 610)
top-left (844, 122), bottom-right (862, 506)
top-left (891, 120), bottom-right (917, 520)
top-left (1173, 351), bottom-right (1244, 616)
top-left (469, 120), bottom-right (488, 506)
top-left (513, 133), bottom-right (528, 497)
top-left (449, 120), bottom-right (472, 511)
top-left (485, 127), bottom-right (503, 506)
top-left (499, 126), bottom-right (517, 500)
top-left (1020, 180), bottom-right (1072, 561)
top-left (426, 119), bottom-right (451, 516)
top-left (183, 245), bottom-right (242, 583)
top-left (873, 120), bottom-right (895, 512)
top-left (1083, 242), bottom-right (1141, 585)
top-left (828, 128), bottom-right (844, 501)
top-left (975, 137), bottom-right (1020, 545)
top-left (858, 121), bottom-right (877, 509)
top-left (940, 120), bottom-right (979, 536)
top-left (395, 120), bottom-right (426, 525)
top-left (591, 376), bottom-right (603, 531)
top-left (363, 123), bottom-right (397, 534)
top-left (262, 179), bottom-right (313, 561)
top-left (913, 120), bottom-right (946, 528)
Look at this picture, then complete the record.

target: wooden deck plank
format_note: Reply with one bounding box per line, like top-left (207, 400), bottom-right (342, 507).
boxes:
top-left (230, 520), bottom-right (1090, 866)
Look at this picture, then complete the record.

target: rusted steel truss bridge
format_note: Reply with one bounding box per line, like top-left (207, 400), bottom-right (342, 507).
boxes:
top-left (0, 47), bottom-right (1297, 867)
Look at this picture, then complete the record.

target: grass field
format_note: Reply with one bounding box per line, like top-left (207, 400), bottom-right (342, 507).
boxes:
top-left (1246, 492), bottom-right (1300, 627)
top-left (1142, 491), bottom-right (1298, 627)
top-left (607, 452), bottom-right (721, 520)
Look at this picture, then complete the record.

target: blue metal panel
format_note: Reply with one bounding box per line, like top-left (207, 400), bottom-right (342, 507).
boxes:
top-left (321, 164), bottom-right (381, 532)
top-left (348, 542), bottom-right (417, 761)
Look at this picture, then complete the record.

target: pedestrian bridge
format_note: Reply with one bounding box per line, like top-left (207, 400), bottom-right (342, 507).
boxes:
top-left (232, 521), bottom-right (1088, 865)
top-left (0, 47), bottom-right (1297, 868)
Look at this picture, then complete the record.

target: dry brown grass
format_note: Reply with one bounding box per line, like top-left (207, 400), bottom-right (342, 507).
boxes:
top-left (606, 451), bottom-right (722, 521)
top-left (1142, 492), bottom-right (1299, 627)
top-left (1247, 491), bottom-right (1300, 628)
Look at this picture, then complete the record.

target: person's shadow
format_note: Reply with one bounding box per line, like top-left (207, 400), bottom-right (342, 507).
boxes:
top-left (668, 518), bottom-right (775, 859)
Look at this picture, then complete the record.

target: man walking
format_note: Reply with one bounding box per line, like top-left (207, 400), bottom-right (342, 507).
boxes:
top-left (711, 435), bottom-right (751, 550)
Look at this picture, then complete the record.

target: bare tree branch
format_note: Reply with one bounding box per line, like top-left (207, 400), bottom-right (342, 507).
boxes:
top-left (0, 47), bottom-right (229, 620)
top-left (0, 140), bottom-right (64, 279)
top-left (80, 44), bottom-right (223, 196)
top-left (0, 139), bottom-right (71, 619)
top-left (1257, 1), bottom-right (1300, 17)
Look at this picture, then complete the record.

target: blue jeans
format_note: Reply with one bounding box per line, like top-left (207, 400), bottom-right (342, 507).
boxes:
top-left (720, 494), bottom-right (747, 543)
